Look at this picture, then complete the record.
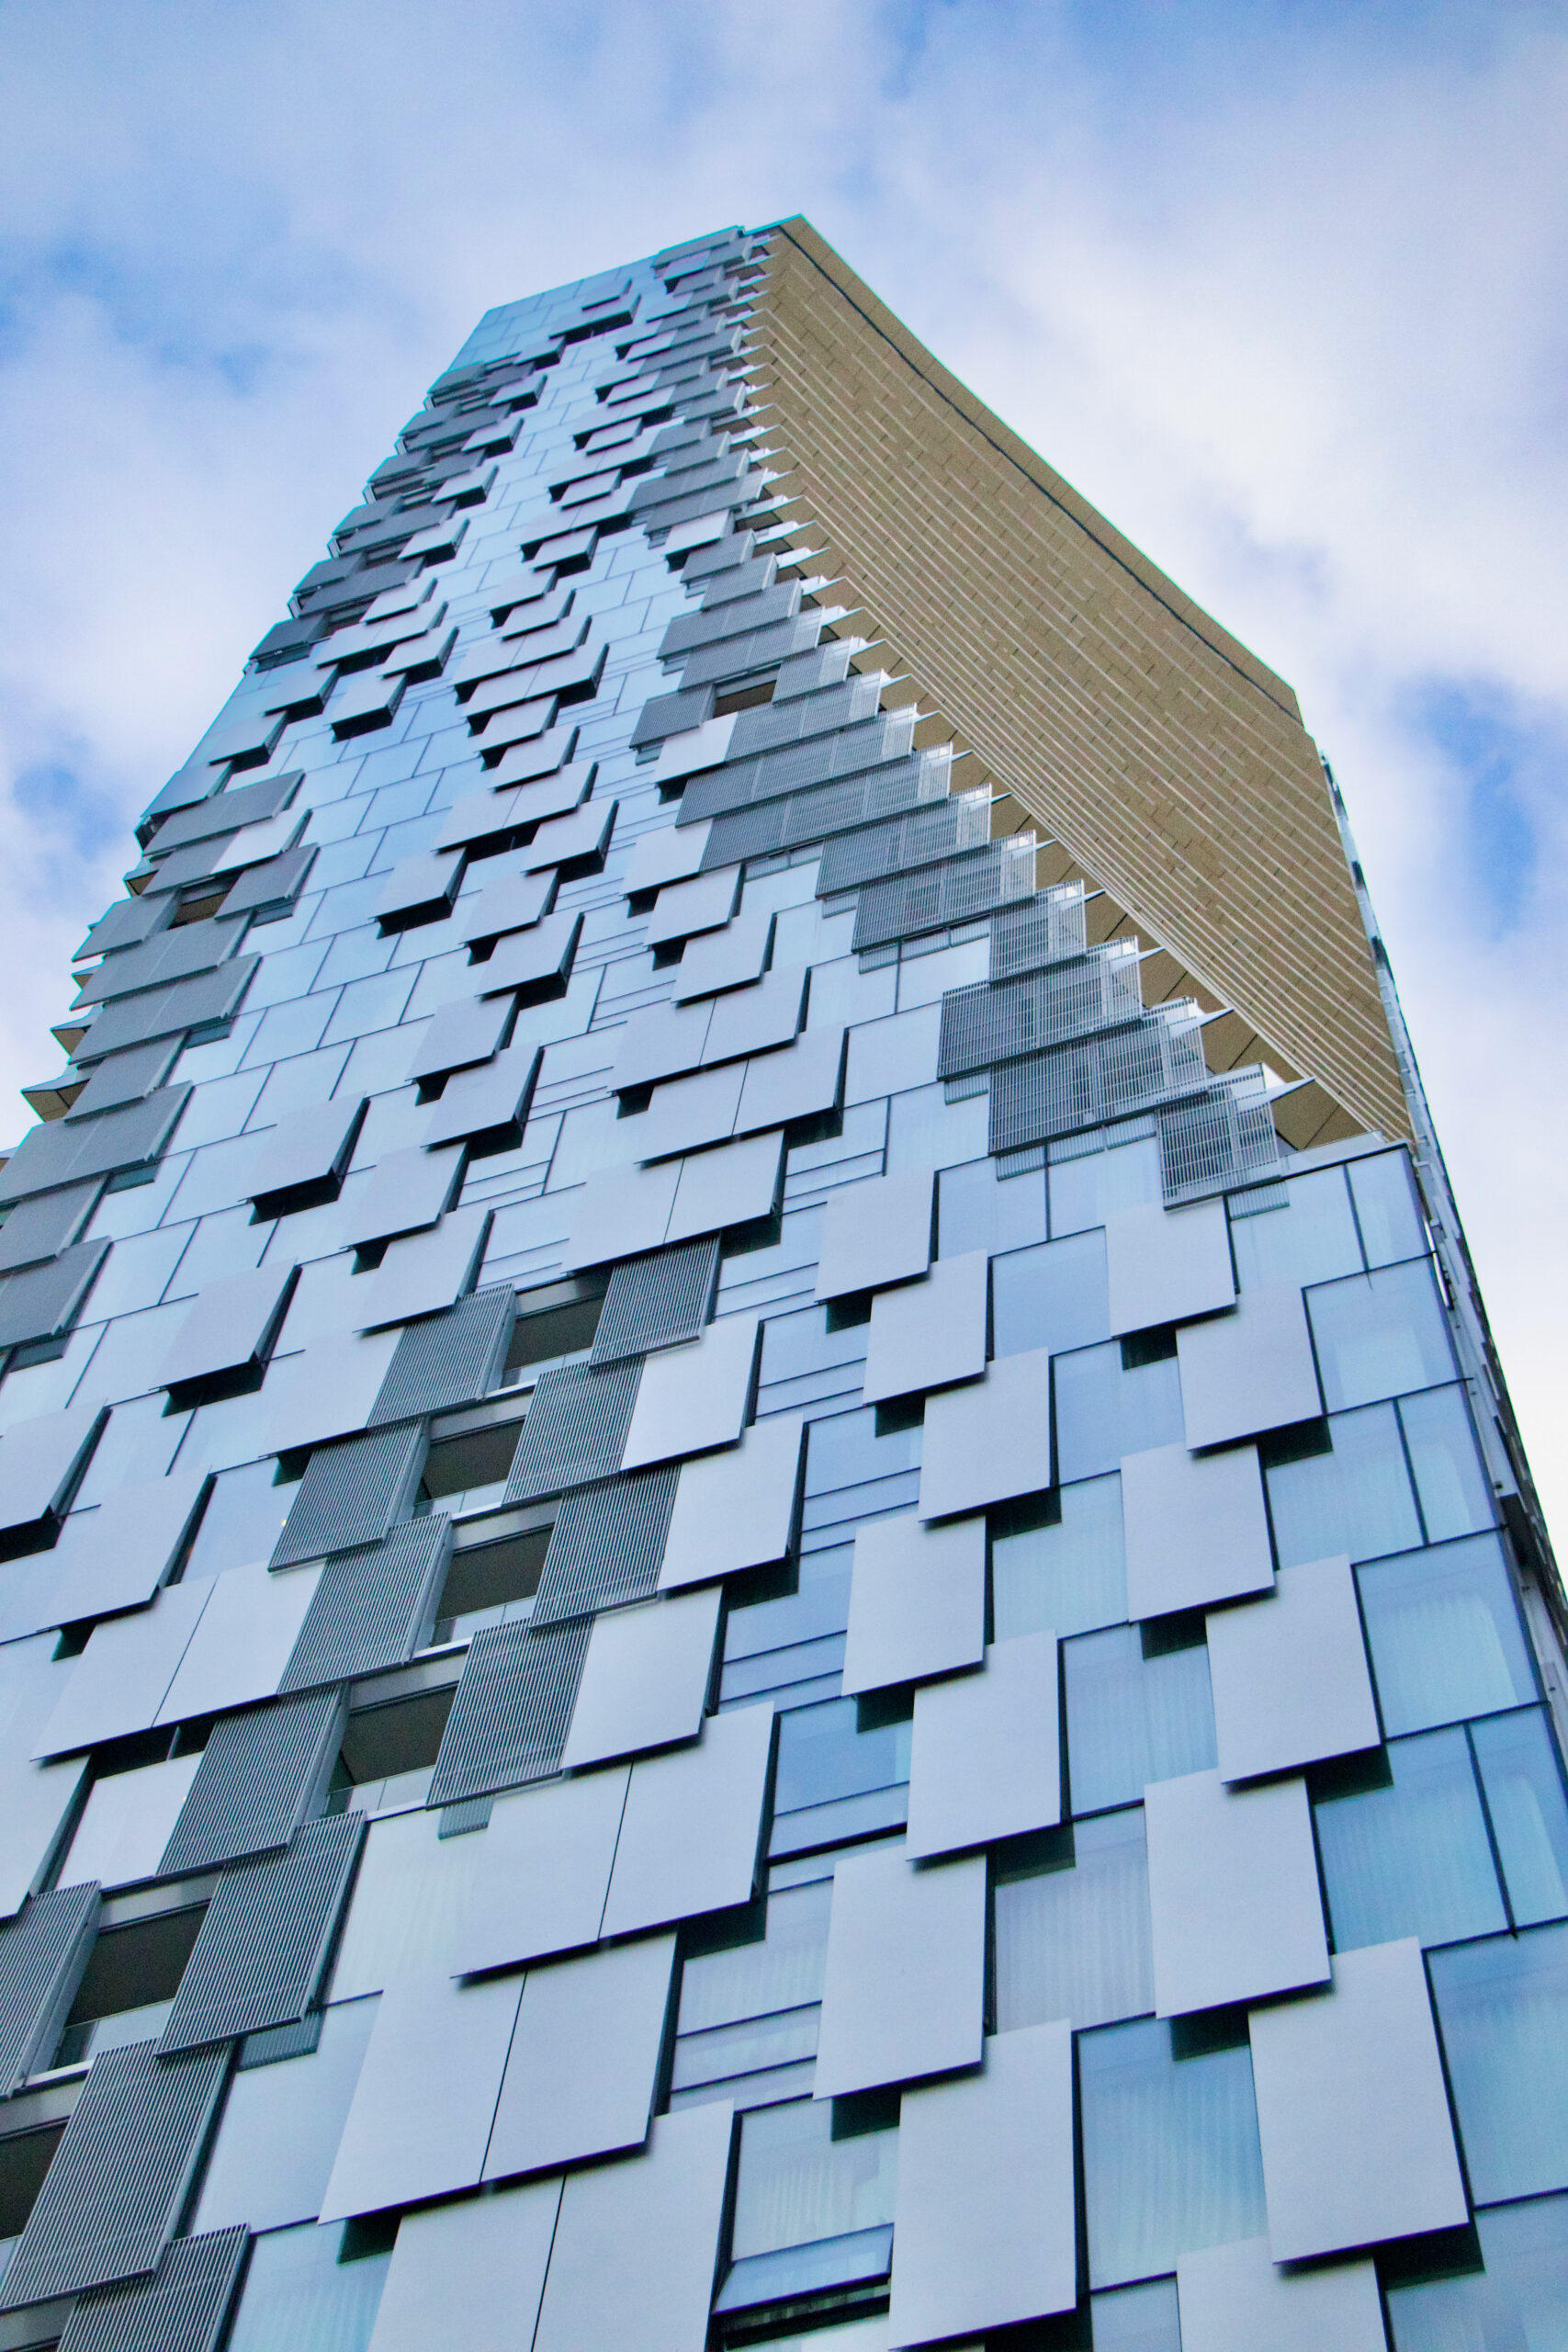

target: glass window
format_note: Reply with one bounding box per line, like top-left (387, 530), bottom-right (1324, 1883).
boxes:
top-left (1048, 1136), bottom-right (1162, 1238)
top-left (1228, 1167), bottom-right (1363, 1292)
top-left (1055, 1342), bottom-right (1184, 1484)
top-left (1348, 1149), bottom-right (1427, 1268)
top-left (1358, 1534), bottom-right (1537, 1736)
top-left (1387, 2190), bottom-right (1568, 2349)
top-left (1078, 2016), bottom-right (1267, 2290)
top-left (996, 1807), bottom-right (1153, 2031)
top-left (194, 1999), bottom-right (379, 2234)
top-left (993, 1474), bottom-right (1126, 1639)
top-left (1472, 1709), bottom-right (1568, 1927)
top-left (1065, 1625), bottom-right (1216, 1814)
top-left (1398, 1385), bottom-right (1495, 1542)
top-left (679, 1880), bottom-right (832, 2034)
top-left (1265, 1403), bottom-right (1422, 1567)
top-left (773, 1700), bottom-right (910, 1818)
top-left (1307, 1260), bottom-right (1455, 1410)
top-left (1091, 2278), bottom-right (1182, 2349)
top-left (326, 1808), bottom-right (490, 2001)
top-left (992, 1231), bottom-right (1110, 1361)
top-left (224, 2222), bottom-right (390, 2352)
top-left (730, 2099), bottom-right (897, 2260)
top-left (1430, 1925), bottom-right (1568, 2205)
top-left (936, 1158), bottom-right (1046, 1260)
top-left (181, 1458), bottom-right (294, 1580)
top-left (1314, 1730), bottom-right (1506, 1952)
top-left (885, 1082), bottom-right (989, 1172)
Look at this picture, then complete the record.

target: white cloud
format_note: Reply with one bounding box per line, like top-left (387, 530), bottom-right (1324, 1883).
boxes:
top-left (0, 0), bottom-right (1562, 1530)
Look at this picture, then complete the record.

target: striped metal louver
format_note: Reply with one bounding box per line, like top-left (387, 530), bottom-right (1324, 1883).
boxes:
top-left (158, 1813), bottom-right (366, 2053)
top-left (426, 1618), bottom-right (592, 1806)
top-left (160, 1688), bottom-right (345, 1875)
top-left (532, 1467), bottom-right (679, 1625)
top-left (367, 1284), bottom-right (516, 1425)
top-left (279, 1515), bottom-right (453, 1690)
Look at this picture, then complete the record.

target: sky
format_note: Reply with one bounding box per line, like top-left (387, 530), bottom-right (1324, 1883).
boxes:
top-left (0, 0), bottom-right (1563, 1531)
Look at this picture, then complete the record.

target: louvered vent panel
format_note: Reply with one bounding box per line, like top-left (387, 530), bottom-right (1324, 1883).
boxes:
top-left (426, 1618), bottom-right (591, 1806)
top-left (676, 614), bottom-right (822, 688)
top-left (852, 842), bottom-right (1036, 951)
top-left (502, 1359), bottom-right (642, 1503)
top-left (988, 1014), bottom-right (1211, 1154)
top-left (532, 1467), bottom-right (679, 1625)
top-left (278, 1515), bottom-right (453, 1691)
top-left (58, 2226), bottom-right (249, 2352)
top-left (0, 2041), bottom-right (229, 2310)
top-left (590, 1239), bottom-right (719, 1363)
top-left (160, 1689), bottom-right (345, 1875)
top-left (815, 791), bottom-right (991, 896)
top-left (989, 882), bottom-right (1088, 978)
top-left (1159, 1069), bottom-right (1282, 1203)
top-left (367, 1285), bottom-right (515, 1425)
top-left (0, 1884), bottom-right (100, 2095)
top-left (159, 1814), bottom-right (365, 2053)
top-left (270, 1423), bottom-right (427, 1568)
top-left (937, 944), bottom-right (1144, 1080)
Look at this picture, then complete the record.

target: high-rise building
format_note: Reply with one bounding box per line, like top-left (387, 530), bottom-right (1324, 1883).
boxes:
top-left (0, 218), bottom-right (1561, 2351)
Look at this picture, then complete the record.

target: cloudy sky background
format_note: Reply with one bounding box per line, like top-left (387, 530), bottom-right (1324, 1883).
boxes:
top-left (1, 0), bottom-right (1563, 1524)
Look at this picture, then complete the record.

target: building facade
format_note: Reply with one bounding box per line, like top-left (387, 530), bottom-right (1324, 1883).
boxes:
top-left (0, 220), bottom-right (1561, 2349)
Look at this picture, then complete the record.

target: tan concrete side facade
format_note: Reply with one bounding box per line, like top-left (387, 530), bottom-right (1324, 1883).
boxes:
top-left (744, 218), bottom-right (1409, 1145)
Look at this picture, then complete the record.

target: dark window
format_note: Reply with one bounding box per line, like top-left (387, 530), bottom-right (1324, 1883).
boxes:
top-left (504, 1281), bottom-right (606, 1374)
top-left (336, 1688), bottom-right (456, 1787)
top-left (434, 1528), bottom-right (550, 1631)
top-left (422, 1418), bottom-right (525, 1498)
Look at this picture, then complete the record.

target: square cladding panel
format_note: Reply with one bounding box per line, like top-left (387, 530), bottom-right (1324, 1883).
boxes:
top-left (6, 222), bottom-right (1546, 2352)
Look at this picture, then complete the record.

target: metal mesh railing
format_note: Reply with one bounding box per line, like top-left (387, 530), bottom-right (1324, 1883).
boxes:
top-left (1158, 1066), bottom-right (1281, 1203)
top-left (990, 882), bottom-right (1089, 978)
top-left (699, 749), bottom-right (949, 870)
top-left (816, 789), bottom-right (992, 896)
top-left (852, 839), bottom-right (1037, 952)
top-left (988, 1006), bottom-right (1210, 1152)
top-left (937, 940), bottom-right (1144, 1080)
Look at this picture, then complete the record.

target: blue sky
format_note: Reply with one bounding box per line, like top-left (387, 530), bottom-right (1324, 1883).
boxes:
top-left (0, 0), bottom-right (1563, 1523)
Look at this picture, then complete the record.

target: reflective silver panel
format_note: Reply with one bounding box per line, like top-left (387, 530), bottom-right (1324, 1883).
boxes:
top-left (1104, 1199), bottom-right (1235, 1337)
top-left (156, 1264), bottom-right (295, 1388)
top-left (620, 1313), bottom-right (761, 1470)
top-left (319, 1967), bottom-right (522, 2220)
top-left (1248, 1938), bottom-right (1468, 2261)
top-left (560, 1589), bottom-right (721, 1770)
top-left (452, 1767), bottom-right (629, 1973)
top-left (659, 1412), bottom-right (805, 1590)
top-left (367, 2177), bottom-right (562, 2352)
top-left (814, 1168), bottom-right (933, 1301)
top-left (814, 1846), bottom-right (987, 2098)
top-left (1145, 1770), bottom-right (1328, 2018)
top-left (38, 1583), bottom-right (211, 1753)
top-left (1175, 2236), bottom-right (1386, 2352)
top-left (155, 1562), bottom-right (323, 1723)
top-left (1177, 1283), bottom-right (1322, 1450)
top-left (600, 1703), bottom-right (774, 1940)
top-left (483, 1933), bottom-right (677, 2179)
top-left (862, 1249), bottom-right (988, 1407)
top-left (841, 1513), bottom-right (987, 1697)
top-left (1206, 1556), bottom-right (1380, 1781)
top-left (918, 1349), bottom-right (1053, 1521)
top-left (906, 1633), bottom-right (1061, 1860)
top-left (1120, 1442), bottom-right (1273, 1619)
top-left (534, 2102), bottom-right (734, 2352)
top-left (889, 2022), bottom-right (1076, 2347)
top-left (352, 1205), bottom-right (490, 1329)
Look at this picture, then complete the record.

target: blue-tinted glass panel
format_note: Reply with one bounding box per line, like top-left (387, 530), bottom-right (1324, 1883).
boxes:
top-left (996, 1806), bottom-right (1153, 2031)
top-left (1228, 1167), bottom-right (1363, 1291)
top-left (1078, 2016), bottom-right (1266, 2290)
top-left (993, 1474), bottom-right (1124, 1640)
top-left (1358, 1534), bottom-right (1537, 1735)
top-left (1055, 1343), bottom-right (1183, 1483)
top-left (1314, 1729), bottom-right (1506, 1952)
top-left (1348, 1149), bottom-right (1427, 1268)
top-left (773, 1699), bottom-right (909, 1815)
top-left (679, 1880), bottom-right (832, 2032)
top-left (1399, 1385), bottom-right (1495, 1543)
top-left (1472, 1709), bottom-right (1568, 1928)
top-left (1091, 2278), bottom-right (1181, 2348)
top-left (730, 2098), bottom-right (897, 2257)
top-left (1065, 1626), bottom-right (1215, 1815)
top-left (992, 1231), bottom-right (1110, 1360)
top-left (1387, 2191), bottom-right (1568, 2349)
top-left (937, 1157), bottom-right (1046, 1259)
top-left (1265, 1402), bottom-right (1422, 1567)
top-left (225, 2222), bottom-right (389, 2352)
top-left (1430, 1925), bottom-right (1568, 2204)
top-left (1307, 1259), bottom-right (1456, 1410)
top-left (1048, 1136), bottom-right (1162, 1238)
